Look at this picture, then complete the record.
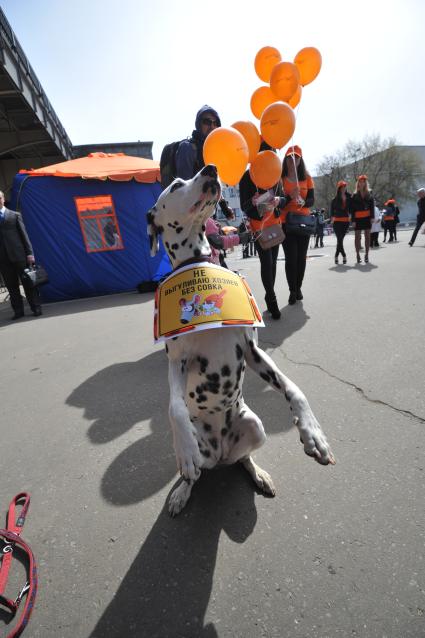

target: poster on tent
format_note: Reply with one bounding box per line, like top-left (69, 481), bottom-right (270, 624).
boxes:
top-left (75, 195), bottom-right (124, 253)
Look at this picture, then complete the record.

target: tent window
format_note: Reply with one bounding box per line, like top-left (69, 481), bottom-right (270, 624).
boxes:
top-left (75, 195), bottom-right (124, 253)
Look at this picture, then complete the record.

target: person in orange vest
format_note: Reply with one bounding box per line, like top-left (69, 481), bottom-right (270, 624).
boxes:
top-left (239, 142), bottom-right (287, 319)
top-left (330, 180), bottom-right (351, 264)
top-left (281, 145), bottom-right (315, 304)
top-left (383, 199), bottom-right (397, 242)
top-left (350, 175), bottom-right (375, 263)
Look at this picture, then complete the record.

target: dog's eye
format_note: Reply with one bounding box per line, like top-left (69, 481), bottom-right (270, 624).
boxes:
top-left (170, 181), bottom-right (184, 193)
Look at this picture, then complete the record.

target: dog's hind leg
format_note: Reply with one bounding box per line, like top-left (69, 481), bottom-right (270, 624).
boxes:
top-left (224, 404), bottom-right (275, 496)
top-left (241, 456), bottom-right (276, 496)
top-left (244, 334), bottom-right (336, 466)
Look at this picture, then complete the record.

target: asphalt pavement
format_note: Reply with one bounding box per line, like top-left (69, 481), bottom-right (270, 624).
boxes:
top-left (0, 230), bottom-right (424, 638)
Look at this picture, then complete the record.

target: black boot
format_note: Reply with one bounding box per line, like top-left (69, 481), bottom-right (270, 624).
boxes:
top-left (288, 291), bottom-right (297, 305)
top-left (265, 295), bottom-right (281, 320)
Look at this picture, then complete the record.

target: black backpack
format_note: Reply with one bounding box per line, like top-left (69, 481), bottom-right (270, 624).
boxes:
top-left (159, 138), bottom-right (199, 189)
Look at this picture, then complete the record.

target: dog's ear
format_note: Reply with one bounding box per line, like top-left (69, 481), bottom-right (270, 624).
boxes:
top-left (146, 208), bottom-right (159, 256)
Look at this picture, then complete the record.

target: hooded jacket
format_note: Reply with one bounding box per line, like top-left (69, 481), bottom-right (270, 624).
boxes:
top-left (175, 105), bottom-right (221, 180)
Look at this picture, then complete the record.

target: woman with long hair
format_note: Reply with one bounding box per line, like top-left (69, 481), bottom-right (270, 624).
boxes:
top-left (280, 145), bottom-right (315, 304)
top-left (239, 144), bottom-right (286, 319)
top-left (330, 180), bottom-right (351, 264)
top-left (350, 175), bottom-right (375, 264)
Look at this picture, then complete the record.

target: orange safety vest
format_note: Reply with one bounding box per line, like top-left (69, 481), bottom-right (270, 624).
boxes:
top-left (354, 210), bottom-right (370, 219)
top-left (281, 175), bottom-right (314, 223)
top-left (248, 210), bottom-right (280, 232)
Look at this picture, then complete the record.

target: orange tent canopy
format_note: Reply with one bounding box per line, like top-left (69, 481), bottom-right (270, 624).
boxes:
top-left (19, 152), bottom-right (160, 183)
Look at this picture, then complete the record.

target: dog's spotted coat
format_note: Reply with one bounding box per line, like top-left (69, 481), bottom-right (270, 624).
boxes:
top-left (147, 165), bottom-right (335, 516)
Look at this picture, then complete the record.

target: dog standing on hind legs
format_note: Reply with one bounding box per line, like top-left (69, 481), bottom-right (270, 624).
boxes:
top-left (147, 165), bottom-right (335, 516)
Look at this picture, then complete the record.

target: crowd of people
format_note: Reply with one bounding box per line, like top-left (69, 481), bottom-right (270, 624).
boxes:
top-left (1, 104), bottom-right (424, 323)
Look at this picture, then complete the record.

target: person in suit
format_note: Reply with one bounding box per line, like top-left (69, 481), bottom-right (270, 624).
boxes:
top-left (409, 188), bottom-right (425, 246)
top-left (0, 190), bottom-right (42, 319)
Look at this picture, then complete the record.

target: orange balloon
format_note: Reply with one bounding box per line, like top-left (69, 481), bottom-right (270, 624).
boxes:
top-left (231, 121), bottom-right (261, 163)
top-left (288, 84), bottom-right (302, 109)
top-left (250, 86), bottom-right (277, 120)
top-left (270, 61), bottom-right (300, 102)
top-left (203, 127), bottom-right (249, 186)
top-left (294, 47), bottom-right (322, 86)
top-left (260, 102), bottom-right (296, 149)
top-left (254, 46), bottom-right (282, 83)
top-left (249, 150), bottom-right (282, 190)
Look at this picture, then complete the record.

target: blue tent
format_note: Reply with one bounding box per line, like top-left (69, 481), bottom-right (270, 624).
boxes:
top-left (10, 155), bottom-right (171, 301)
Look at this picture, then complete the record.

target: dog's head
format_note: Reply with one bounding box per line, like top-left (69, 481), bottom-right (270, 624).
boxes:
top-left (147, 165), bottom-right (221, 266)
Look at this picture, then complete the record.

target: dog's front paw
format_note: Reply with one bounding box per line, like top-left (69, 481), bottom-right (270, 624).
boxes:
top-left (295, 411), bottom-right (336, 466)
top-left (174, 438), bottom-right (202, 480)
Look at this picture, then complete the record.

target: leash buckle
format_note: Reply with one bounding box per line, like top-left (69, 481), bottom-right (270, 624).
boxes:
top-left (14, 581), bottom-right (30, 608)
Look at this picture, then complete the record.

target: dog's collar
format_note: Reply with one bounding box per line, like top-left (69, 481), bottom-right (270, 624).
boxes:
top-left (172, 255), bottom-right (214, 273)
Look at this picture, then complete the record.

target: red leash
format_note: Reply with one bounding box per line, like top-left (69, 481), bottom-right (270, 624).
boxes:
top-left (0, 493), bottom-right (38, 637)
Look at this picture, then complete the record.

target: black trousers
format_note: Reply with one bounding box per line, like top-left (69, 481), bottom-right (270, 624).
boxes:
top-left (0, 259), bottom-right (41, 313)
top-left (254, 241), bottom-right (279, 302)
top-left (409, 219), bottom-right (425, 245)
top-left (370, 231), bottom-right (380, 247)
top-left (282, 233), bottom-right (310, 293)
top-left (333, 222), bottom-right (349, 257)
top-left (314, 228), bottom-right (324, 247)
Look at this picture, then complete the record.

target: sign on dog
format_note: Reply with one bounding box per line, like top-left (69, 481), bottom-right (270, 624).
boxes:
top-left (154, 262), bottom-right (264, 342)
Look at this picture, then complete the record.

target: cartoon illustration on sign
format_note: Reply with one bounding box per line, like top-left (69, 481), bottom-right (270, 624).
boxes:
top-left (179, 294), bottom-right (201, 324)
top-left (179, 290), bottom-right (227, 323)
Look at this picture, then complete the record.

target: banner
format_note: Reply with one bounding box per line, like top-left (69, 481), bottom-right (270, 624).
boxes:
top-left (154, 262), bottom-right (264, 342)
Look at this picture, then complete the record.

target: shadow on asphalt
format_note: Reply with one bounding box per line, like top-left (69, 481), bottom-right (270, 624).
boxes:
top-left (328, 261), bottom-right (378, 273)
top-left (89, 464), bottom-right (258, 638)
top-left (66, 345), bottom-right (298, 507)
top-left (0, 290), bottom-right (155, 324)
top-left (66, 304), bottom-right (314, 636)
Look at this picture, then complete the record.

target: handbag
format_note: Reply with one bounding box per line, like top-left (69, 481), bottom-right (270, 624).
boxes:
top-left (256, 223), bottom-right (285, 249)
top-left (285, 212), bottom-right (316, 237)
top-left (21, 264), bottom-right (49, 288)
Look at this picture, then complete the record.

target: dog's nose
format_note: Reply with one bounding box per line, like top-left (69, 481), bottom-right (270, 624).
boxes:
top-left (200, 165), bottom-right (217, 179)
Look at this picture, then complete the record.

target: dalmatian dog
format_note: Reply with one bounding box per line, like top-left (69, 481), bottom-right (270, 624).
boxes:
top-left (147, 165), bottom-right (335, 516)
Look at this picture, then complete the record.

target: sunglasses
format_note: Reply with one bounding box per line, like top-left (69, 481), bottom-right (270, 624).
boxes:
top-left (202, 118), bottom-right (219, 127)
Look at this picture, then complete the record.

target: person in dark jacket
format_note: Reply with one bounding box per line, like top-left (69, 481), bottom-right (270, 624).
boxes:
top-left (281, 145), bottom-right (315, 304)
top-left (350, 175), bottom-right (375, 264)
top-left (314, 208), bottom-right (326, 248)
top-left (0, 190), bottom-right (42, 319)
top-left (330, 180), bottom-right (351, 264)
top-left (409, 187), bottom-right (425, 246)
top-left (239, 142), bottom-right (287, 319)
top-left (383, 199), bottom-right (397, 242)
top-left (174, 105), bottom-right (241, 262)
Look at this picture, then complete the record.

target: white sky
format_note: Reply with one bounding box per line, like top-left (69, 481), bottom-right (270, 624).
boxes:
top-left (2, 0), bottom-right (424, 173)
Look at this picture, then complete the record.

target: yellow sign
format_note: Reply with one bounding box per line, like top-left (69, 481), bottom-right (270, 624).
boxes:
top-left (154, 262), bottom-right (264, 342)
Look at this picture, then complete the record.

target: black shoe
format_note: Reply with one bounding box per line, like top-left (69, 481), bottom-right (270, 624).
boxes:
top-left (408, 242), bottom-right (413, 246)
top-left (356, 254), bottom-right (361, 264)
top-left (11, 311), bottom-right (24, 321)
top-left (32, 307), bottom-right (42, 317)
top-left (342, 257), bottom-right (347, 264)
top-left (296, 289), bottom-right (303, 300)
top-left (265, 296), bottom-right (281, 320)
top-left (335, 256), bottom-right (339, 265)
top-left (364, 254), bottom-right (369, 263)
top-left (288, 292), bottom-right (297, 305)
